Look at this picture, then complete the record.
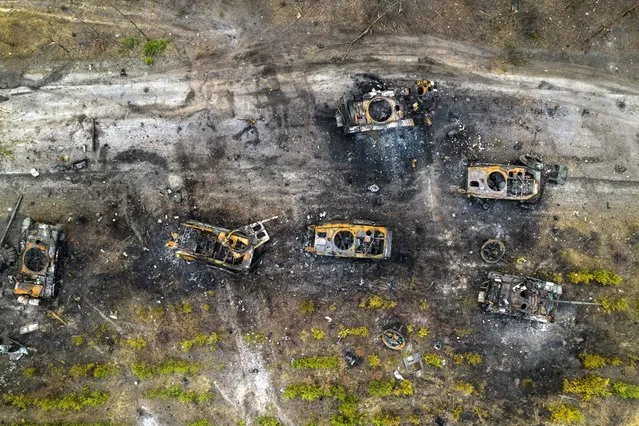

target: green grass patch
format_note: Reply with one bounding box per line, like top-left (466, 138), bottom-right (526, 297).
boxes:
top-left (358, 295), bottom-right (397, 309)
top-left (368, 355), bottom-right (381, 368)
top-left (612, 381), bottom-right (639, 399)
top-left (283, 384), bottom-right (325, 401)
top-left (68, 363), bottom-right (95, 378)
top-left (243, 332), bottom-right (267, 345)
top-left (132, 359), bottom-right (200, 379)
top-left (563, 375), bottom-right (611, 400)
top-left (548, 404), bottom-right (584, 424)
top-left (93, 364), bottom-right (118, 379)
top-left (3, 387), bottom-right (109, 411)
top-left (71, 335), bottom-right (84, 346)
top-left (181, 332), bottom-right (221, 351)
top-left (455, 381), bottom-right (475, 395)
top-left (578, 353), bottom-right (622, 369)
top-left (338, 326), bottom-right (368, 338)
top-left (292, 355), bottom-right (340, 369)
top-left (371, 413), bottom-right (401, 426)
top-left (419, 300), bottom-right (429, 310)
top-left (174, 301), bottom-right (193, 314)
top-left (568, 269), bottom-right (622, 286)
top-left (134, 305), bottom-right (165, 323)
top-left (416, 327), bottom-right (430, 338)
top-left (146, 384), bottom-right (211, 404)
top-left (131, 361), bottom-right (155, 379)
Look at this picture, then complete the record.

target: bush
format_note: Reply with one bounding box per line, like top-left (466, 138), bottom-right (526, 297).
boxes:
top-left (578, 353), bottom-right (622, 369)
top-left (456, 381), bottom-right (475, 395)
top-left (393, 380), bottom-right (413, 397)
top-left (563, 376), bottom-right (611, 400)
top-left (612, 381), bottom-right (639, 399)
top-left (132, 361), bottom-right (155, 379)
top-left (292, 356), bottom-right (340, 369)
top-left (23, 367), bottom-right (37, 377)
top-left (464, 352), bottom-right (483, 366)
top-left (311, 328), bottom-right (326, 340)
top-left (368, 355), bottom-right (381, 368)
top-left (283, 384), bottom-right (325, 401)
top-left (548, 404), bottom-right (584, 424)
top-left (338, 327), bottom-right (369, 338)
top-left (143, 39), bottom-right (168, 57)
top-left (358, 295), bottom-right (397, 309)
top-left (417, 327), bottom-right (430, 338)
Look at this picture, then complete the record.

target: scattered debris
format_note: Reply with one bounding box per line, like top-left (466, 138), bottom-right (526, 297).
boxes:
top-left (0, 338), bottom-right (30, 361)
top-left (393, 370), bottom-right (405, 381)
top-left (167, 173), bottom-right (187, 203)
top-left (368, 184), bottom-right (380, 193)
top-left (13, 218), bottom-right (65, 301)
top-left (403, 353), bottom-right (424, 374)
top-left (29, 168), bottom-right (39, 177)
top-left (19, 323), bottom-right (39, 334)
top-left (342, 348), bottom-right (362, 368)
top-left (304, 221), bottom-right (392, 259)
top-left (478, 272), bottom-right (563, 323)
top-left (336, 80), bottom-right (434, 134)
top-left (51, 158), bottom-right (90, 173)
top-left (166, 217), bottom-right (277, 273)
top-left (480, 239), bottom-right (506, 264)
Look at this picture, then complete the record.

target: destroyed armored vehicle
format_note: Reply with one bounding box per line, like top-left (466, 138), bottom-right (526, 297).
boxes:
top-left (167, 217), bottom-right (276, 273)
top-left (13, 218), bottom-right (65, 300)
top-left (336, 80), bottom-right (434, 134)
top-left (478, 272), bottom-right (563, 323)
top-left (304, 222), bottom-right (392, 259)
top-left (463, 154), bottom-right (567, 203)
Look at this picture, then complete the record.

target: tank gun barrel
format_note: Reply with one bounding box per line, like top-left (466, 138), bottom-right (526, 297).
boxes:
top-left (554, 300), bottom-right (601, 306)
top-left (0, 194), bottom-right (23, 246)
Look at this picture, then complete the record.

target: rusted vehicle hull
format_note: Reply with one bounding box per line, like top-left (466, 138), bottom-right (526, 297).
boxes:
top-left (336, 80), bottom-right (434, 135)
top-left (14, 218), bottom-right (64, 299)
top-left (465, 164), bottom-right (541, 202)
top-left (478, 272), bottom-right (563, 323)
top-left (167, 219), bottom-right (274, 273)
top-left (304, 222), bottom-right (392, 259)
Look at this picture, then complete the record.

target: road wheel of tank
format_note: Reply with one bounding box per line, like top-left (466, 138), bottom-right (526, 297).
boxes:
top-left (0, 245), bottom-right (17, 268)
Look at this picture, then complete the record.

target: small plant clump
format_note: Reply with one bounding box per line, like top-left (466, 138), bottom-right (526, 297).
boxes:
top-left (417, 327), bottom-right (430, 338)
top-left (142, 38), bottom-right (168, 65)
top-left (175, 301), bottom-right (193, 314)
top-left (338, 326), bottom-right (369, 338)
top-left (68, 363), bottom-right (95, 378)
top-left (310, 328), bottom-right (326, 340)
top-left (455, 381), bottom-right (475, 395)
top-left (612, 381), bottom-right (639, 399)
top-left (243, 332), bottom-right (267, 345)
top-left (599, 297), bottom-right (630, 314)
top-left (368, 355), bottom-right (381, 368)
top-left (181, 332), bottom-right (221, 351)
top-left (120, 337), bottom-right (147, 351)
top-left (422, 353), bottom-right (443, 368)
top-left (300, 300), bottom-right (316, 314)
top-left (548, 404), bottom-right (584, 424)
top-left (568, 269), bottom-right (622, 286)
top-left (120, 36), bottom-right (140, 50)
top-left (563, 375), bottom-right (611, 400)
top-left (371, 413), bottom-right (401, 426)
top-left (368, 379), bottom-right (413, 397)
top-left (93, 364), bottom-right (118, 379)
top-left (283, 383), bottom-right (325, 401)
top-left (23, 367), bottom-right (37, 377)
top-left (419, 300), bottom-right (429, 311)
top-left (71, 335), bottom-right (85, 346)
top-left (146, 385), bottom-right (211, 404)
top-left (135, 305), bottom-right (165, 322)
top-left (292, 355), bottom-right (340, 369)
top-left (331, 394), bottom-right (364, 425)
top-left (189, 420), bottom-right (211, 426)
top-left (464, 352), bottom-right (483, 366)
top-left (257, 416), bottom-right (283, 426)
top-left (358, 295), bottom-right (397, 310)
top-left (132, 359), bottom-right (200, 379)
top-left (578, 353), bottom-right (622, 369)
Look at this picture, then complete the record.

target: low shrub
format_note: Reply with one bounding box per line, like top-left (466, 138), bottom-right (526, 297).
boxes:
top-left (422, 353), bottom-right (443, 368)
top-left (301, 300), bottom-right (316, 314)
top-left (368, 355), bottom-right (381, 368)
top-left (121, 337), bottom-right (147, 351)
top-left (181, 332), bottom-right (221, 351)
top-left (599, 297), bottom-right (630, 314)
top-left (358, 295), bottom-right (397, 309)
top-left (568, 269), bottom-right (622, 286)
top-left (612, 381), bottom-right (639, 399)
top-left (563, 375), bottom-right (611, 400)
top-left (310, 328), bottom-right (326, 340)
top-left (338, 327), bottom-right (369, 338)
top-left (578, 353), bottom-right (622, 369)
top-left (548, 403), bottom-right (584, 424)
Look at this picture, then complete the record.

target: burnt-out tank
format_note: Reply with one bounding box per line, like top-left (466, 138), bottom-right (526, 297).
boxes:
top-left (336, 80), bottom-right (434, 134)
top-left (166, 217), bottom-right (277, 273)
top-left (13, 218), bottom-right (65, 299)
top-left (478, 272), bottom-right (563, 323)
top-left (304, 222), bottom-right (392, 259)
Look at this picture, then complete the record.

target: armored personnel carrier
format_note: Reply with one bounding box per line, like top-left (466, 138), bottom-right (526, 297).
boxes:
top-left (304, 222), bottom-right (392, 260)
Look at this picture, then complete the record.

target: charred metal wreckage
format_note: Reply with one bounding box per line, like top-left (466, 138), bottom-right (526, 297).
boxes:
top-left (13, 218), bottom-right (65, 304)
top-left (336, 79), bottom-right (435, 134)
top-left (463, 154), bottom-right (568, 203)
top-left (167, 217), bottom-right (277, 273)
top-left (478, 272), bottom-right (563, 323)
top-left (304, 222), bottom-right (392, 260)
